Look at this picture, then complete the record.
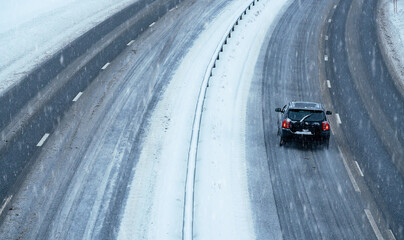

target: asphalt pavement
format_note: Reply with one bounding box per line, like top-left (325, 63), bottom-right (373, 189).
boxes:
top-left (325, 0), bottom-right (404, 238)
top-left (258, 0), bottom-right (384, 239)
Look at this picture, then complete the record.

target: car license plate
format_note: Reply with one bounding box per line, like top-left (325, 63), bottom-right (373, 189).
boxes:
top-left (295, 130), bottom-right (312, 135)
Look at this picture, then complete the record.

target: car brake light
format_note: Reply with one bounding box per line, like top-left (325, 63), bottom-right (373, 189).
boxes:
top-left (322, 121), bottom-right (330, 131)
top-left (282, 119), bottom-right (291, 129)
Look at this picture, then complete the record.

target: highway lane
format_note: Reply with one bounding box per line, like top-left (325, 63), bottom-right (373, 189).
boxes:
top-left (1, 0), bottom-right (402, 239)
top-left (325, 0), bottom-right (404, 238)
top-left (260, 0), bottom-right (381, 239)
top-left (0, 0), bottom-right (237, 239)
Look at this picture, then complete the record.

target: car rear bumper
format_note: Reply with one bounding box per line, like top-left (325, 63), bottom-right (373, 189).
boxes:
top-left (281, 129), bottom-right (330, 142)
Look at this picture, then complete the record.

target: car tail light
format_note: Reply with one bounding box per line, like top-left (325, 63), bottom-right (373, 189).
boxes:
top-left (322, 121), bottom-right (330, 131)
top-left (282, 119), bottom-right (291, 129)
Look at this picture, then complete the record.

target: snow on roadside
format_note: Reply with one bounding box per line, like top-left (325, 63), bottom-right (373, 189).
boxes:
top-left (193, 0), bottom-right (288, 239)
top-left (378, 0), bottom-right (404, 90)
top-left (0, 0), bottom-right (138, 95)
top-left (117, 0), bottom-right (259, 239)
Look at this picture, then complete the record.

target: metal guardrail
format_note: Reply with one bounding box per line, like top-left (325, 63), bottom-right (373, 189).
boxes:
top-left (182, 0), bottom-right (260, 239)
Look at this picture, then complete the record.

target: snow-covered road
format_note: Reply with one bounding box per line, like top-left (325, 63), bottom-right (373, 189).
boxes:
top-left (1, 0), bottom-right (288, 239)
top-left (1, 0), bottom-right (404, 239)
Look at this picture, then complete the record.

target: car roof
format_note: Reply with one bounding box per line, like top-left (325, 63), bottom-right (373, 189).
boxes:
top-left (288, 101), bottom-right (324, 111)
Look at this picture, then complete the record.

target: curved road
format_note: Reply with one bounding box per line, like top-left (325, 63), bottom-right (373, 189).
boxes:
top-left (0, 0), bottom-right (241, 239)
top-left (259, 0), bottom-right (402, 239)
top-left (0, 0), bottom-right (403, 239)
top-left (260, 0), bottom-right (376, 239)
top-left (325, 0), bottom-right (404, 238)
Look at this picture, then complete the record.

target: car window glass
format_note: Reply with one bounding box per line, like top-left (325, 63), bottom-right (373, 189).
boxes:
top-left (288, 110), bottom-right (325, 121)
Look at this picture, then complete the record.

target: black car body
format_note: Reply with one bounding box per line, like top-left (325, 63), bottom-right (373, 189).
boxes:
top-left (275, 101), bottom-right (332, 147)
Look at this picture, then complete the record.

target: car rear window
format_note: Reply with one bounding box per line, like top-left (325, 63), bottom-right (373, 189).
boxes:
top-left (288, 110), bottom-right (325, 121)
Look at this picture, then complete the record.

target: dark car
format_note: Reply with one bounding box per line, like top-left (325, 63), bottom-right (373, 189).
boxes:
top-left (275, 101), bottom-right (332, 147)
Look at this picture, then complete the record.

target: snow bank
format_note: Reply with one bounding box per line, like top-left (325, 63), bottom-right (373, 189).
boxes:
top-left (378, 0), bottom-right (404, 90)
top-left (194, 0), bottom-right (287, 239)
top-left (0, 0), bottom-right (138, 94)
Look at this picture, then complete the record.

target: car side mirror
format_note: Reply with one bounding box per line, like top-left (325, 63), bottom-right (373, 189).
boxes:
top-left (326, 111), bottom-right (332, 115)
top-left (275, 108), bottom-right (282, 113)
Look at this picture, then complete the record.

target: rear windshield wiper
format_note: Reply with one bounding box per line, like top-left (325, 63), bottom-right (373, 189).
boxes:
top-left (300, 114), bottom-right (312, 123)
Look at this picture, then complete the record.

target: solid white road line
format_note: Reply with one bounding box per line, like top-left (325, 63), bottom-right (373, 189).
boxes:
top-left (149, 22), bottom-right (155, 27)
top-left (327, 80), bottom-right (331, 88)
top-left (72, 92), bottom-right (83, 102)
top-left (0, 195), bottom-right (12, 216)
top-left (355, 161), bottom-right (364, 177)
top-left (338, 147), bottom-right (360, 192)
top-left (37, 133), bottom-right (50, 147)
top-left (335, 113), bottom-right (342, 124)
top-left (365, 209), bottom-right (384, 240)
top-left (127, 40), bottom-right (135, 46)
top-left (388, 229), bottom-right (397, 240)
top-left (324, 55), bottom-right (328, 61)
top-left (101, 62), bottom-right (110, 70)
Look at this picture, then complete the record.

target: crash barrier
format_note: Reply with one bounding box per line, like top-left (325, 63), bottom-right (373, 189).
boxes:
top-left (182, 0), bottom-right (260, 239)
top-left (0, 0), bottom-right (183, 213)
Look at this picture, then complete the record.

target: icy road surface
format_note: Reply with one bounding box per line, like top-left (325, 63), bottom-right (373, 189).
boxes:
top-left (1, 0), bottom-right (404, 239)
top-left (0, 0), bottom-right (277, 239)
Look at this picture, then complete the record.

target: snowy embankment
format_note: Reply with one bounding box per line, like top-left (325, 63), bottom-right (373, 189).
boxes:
top-left (378, 0), bottom-right (404, 92)
top-left (0, 0), bottom-right (137, 94)
top-left (194, 0), bottom-right (288, 238)
top-left (0, 0), bottom-right (182, 210)
top-left (118, 0), bottom-right (288, 239)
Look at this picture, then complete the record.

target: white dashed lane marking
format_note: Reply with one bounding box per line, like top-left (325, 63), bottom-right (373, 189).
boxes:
top-left (388, 229), bottom-right (397, 240)
top-left (37, 133), bottom-right (50, 147)
top-left (335, 113), bottom-right (342, 124)
top-left (365, 209), bottom-right (384, 240)
top-left (327, 80), bottom-right (331, 88)
top-left (0, 195), bottom-right (12, 216)
top-left (72, 92), bottom-right (83, 102)
top-left (355, 161), bottom-right (364, 177)
top-left (338, 147), bottom-right (360, 192)
top-left (101, 62), bottom-right (110, 70)
top-left (127, 40), bottom-right (135, 46)
top-left (149, 22), bottom-right (155, 27)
